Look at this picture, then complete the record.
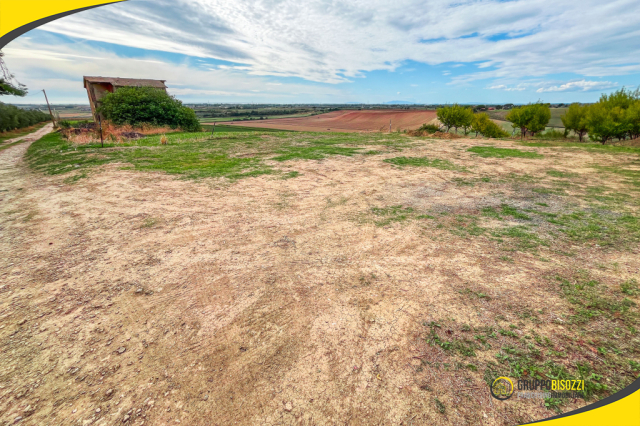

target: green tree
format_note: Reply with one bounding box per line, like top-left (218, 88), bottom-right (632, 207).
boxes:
top-left (98, 87), bottom-right (201, 132)
top-left (436, 105), bottom-right (455, 132)
top-left (471, 112), bottom-right (508, 138)
top-left (560, 103), bottom-right (589, 142)
top-left (471, 112), bottom-right (490, 137)
top-left (626, 101), bottom-right (640, 139)
top-left (586, 103), bottom-right (619, 144)
top-left (505, 104), bottom-right (551, 138)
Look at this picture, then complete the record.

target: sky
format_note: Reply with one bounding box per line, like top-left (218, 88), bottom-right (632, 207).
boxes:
top-left (2, 0), bottom-right (640, 105)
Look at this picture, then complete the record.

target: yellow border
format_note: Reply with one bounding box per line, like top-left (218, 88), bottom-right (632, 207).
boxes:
top-left (0, 0), bottom-right (126, 49)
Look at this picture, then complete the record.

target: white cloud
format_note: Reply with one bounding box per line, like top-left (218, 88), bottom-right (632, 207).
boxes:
top-left (489, 84), bottom-right (527, 91)
top-left (2, 38), bottom-right (346, 103)
top-left (536, 80), bottom-right (618, 92)
top-left (23, 0), bottom-right (640, 85)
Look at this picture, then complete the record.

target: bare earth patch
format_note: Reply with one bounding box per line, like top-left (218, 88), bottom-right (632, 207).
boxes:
top-left (0, 131), bottom-right (638, 425)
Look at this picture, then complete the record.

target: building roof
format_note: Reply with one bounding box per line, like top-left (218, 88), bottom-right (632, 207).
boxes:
top-left (83, 76), bottom-right (167, 89)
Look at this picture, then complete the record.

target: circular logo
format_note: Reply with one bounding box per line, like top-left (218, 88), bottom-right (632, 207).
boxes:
top-left (490, 377), bottom-right (514, 400)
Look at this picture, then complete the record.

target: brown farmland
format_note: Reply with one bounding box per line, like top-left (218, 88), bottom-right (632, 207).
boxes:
top-left (212, 109), bottom-right (438, 132)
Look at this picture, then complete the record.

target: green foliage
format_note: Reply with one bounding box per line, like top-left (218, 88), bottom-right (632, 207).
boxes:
top-left (417, 123), bottom-right (441, 133)
top-left (0, 53), bottom-right (27, 96)
top-left (506, 104), bottom-right (551, 138)
top-left (561, 103), bottom-right (589, 141)
top-left (97, 87), bottom-right (201, 132)
top-left (471, 112), bottom-right (509, 138)
top-left (534, 129), bottom-right (567, 140)
top-left (0, 102), bottom-right (50, 133)
top-left (582, 88), bottom-right (640, 144)
top-left (436, 104), bottom-right (474, 134)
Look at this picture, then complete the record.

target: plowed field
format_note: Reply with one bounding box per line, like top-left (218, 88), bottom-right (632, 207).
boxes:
top-left (211, 109), bottom-right (438, 132)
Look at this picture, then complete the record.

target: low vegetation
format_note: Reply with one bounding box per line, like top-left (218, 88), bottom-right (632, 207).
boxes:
top-left (97, 86), bottom-right (201, 132)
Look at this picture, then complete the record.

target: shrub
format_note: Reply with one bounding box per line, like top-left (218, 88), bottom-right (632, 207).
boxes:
top-left (471, 113), bottom-right (509, 138)
top-left (97, 87), bottom-right (201, 132)
top-left (417, 123), bottom-right (441, 133)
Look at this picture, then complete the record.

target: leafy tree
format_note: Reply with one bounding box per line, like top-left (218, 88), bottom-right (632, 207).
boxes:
top-left (436, 104), bottom-right (474, 134)
top-left (626, 101), bottom-right (640, 139)
top-left (560, 103), bottom-right (589, 142)
top-left (585, 103), bottom-right (621, 144)
top-left (459, 106), bottom-right (474, 135)
top-left (471, 113), bottom-right (490, 137)
top-left (98, 87), bottom-right (201, 132)
top-left (505, 103), bottom-right (551, 138)
top-left (436, 105), bottom-right (455, 132)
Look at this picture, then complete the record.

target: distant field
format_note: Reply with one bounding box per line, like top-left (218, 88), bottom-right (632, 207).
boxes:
top-left (488, 107), bottom-right (568, 128)
top-left (201, 124), bottom-right (292, 133)
top-left (215, 109), bottom-right (438, 132)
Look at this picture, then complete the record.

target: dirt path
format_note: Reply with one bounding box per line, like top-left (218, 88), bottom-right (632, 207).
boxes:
top-left (0, 133), bottom-right (638, 425)
top-left (0, 123), bottom-right (54, 149)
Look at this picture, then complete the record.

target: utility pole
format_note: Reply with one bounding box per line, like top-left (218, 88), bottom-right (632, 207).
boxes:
top-left (42, 89), bottom-right (56, 126)
top-left (389, 119), bottom-right (392, 133)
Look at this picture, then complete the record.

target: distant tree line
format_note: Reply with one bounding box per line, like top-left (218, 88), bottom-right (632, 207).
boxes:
top-left (0, 103), bottom-right (50, 133)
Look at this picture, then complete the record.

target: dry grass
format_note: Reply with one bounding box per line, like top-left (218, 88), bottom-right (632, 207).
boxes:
top-left (0, 129), bottom-right (638, 425)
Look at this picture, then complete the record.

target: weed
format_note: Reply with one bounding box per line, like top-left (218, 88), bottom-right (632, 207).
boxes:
top-left (434, 397), bottom-right (446, 414)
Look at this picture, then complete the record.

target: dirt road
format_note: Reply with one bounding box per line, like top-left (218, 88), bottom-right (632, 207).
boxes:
top-left (0, 124), bottom-right (54, 149)
top-left (0, 129), bottom-right (638, 426)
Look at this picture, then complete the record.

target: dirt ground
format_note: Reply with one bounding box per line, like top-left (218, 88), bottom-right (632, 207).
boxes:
top-left (0, 130), bottom-right (638, 426)
top-left (213, 110), bottom-right (438, 133)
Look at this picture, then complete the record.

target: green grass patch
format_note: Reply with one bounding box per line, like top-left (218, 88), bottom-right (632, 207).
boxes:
top-left (467, 146), bottom-right (543, 159)
top-left (370, 205), bottom-right (415, 226)
top-left (384, 156), bottom-right (465, 171)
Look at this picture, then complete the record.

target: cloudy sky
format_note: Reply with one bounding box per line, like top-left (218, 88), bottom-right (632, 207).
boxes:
top-left (3, 0), bottom-right (640, 104)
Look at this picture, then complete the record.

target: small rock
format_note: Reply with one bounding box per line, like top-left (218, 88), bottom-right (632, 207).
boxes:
top-left (147, 400), bottom-right (154, 406)
top-left (201, 394), bottom-right (209, 401)
top-left (95, 408), bottom-right (101, 413)
top-left (117, 347), bottom-right (126, 354)
top-left (106, 389), bottom-right (114, 396)
top-left (284, 402), bottom-right (293, 412)
top-left (122, 415), bottom-right (130, 423)
top-left (17, 319), bottom-right (26, 326)
top-left (135, 288), bottom-right (143, 294)
top-left (13, 417), bottom-right (22, 424)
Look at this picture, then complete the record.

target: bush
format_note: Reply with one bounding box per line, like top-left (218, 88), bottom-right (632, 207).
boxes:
top-left (97, 87), bottom-right (201, 132)
top-left (0, 102), bottom-right (50, 133)
top-left (417, 123), bottom-right (441, 133)
top-left (471, 113), bottom-right (509, 138)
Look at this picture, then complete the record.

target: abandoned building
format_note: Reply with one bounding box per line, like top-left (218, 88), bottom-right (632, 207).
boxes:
top-left (83, 76), bottom-right (167, 120)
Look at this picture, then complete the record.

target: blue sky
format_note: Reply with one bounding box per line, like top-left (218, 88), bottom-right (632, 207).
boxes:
top-left (3, 0), bottom-right (640, 104)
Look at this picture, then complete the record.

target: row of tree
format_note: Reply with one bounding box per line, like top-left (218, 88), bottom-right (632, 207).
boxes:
top-left (561, 88), bottom-right (640, 144)
top-left (0, 102), bottom-right (50, 133)
top-left (436, 104), bottom-right (508, 138)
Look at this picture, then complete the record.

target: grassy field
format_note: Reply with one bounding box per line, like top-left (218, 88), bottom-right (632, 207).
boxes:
top-left (4, 128), bottom-right (639, 425)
